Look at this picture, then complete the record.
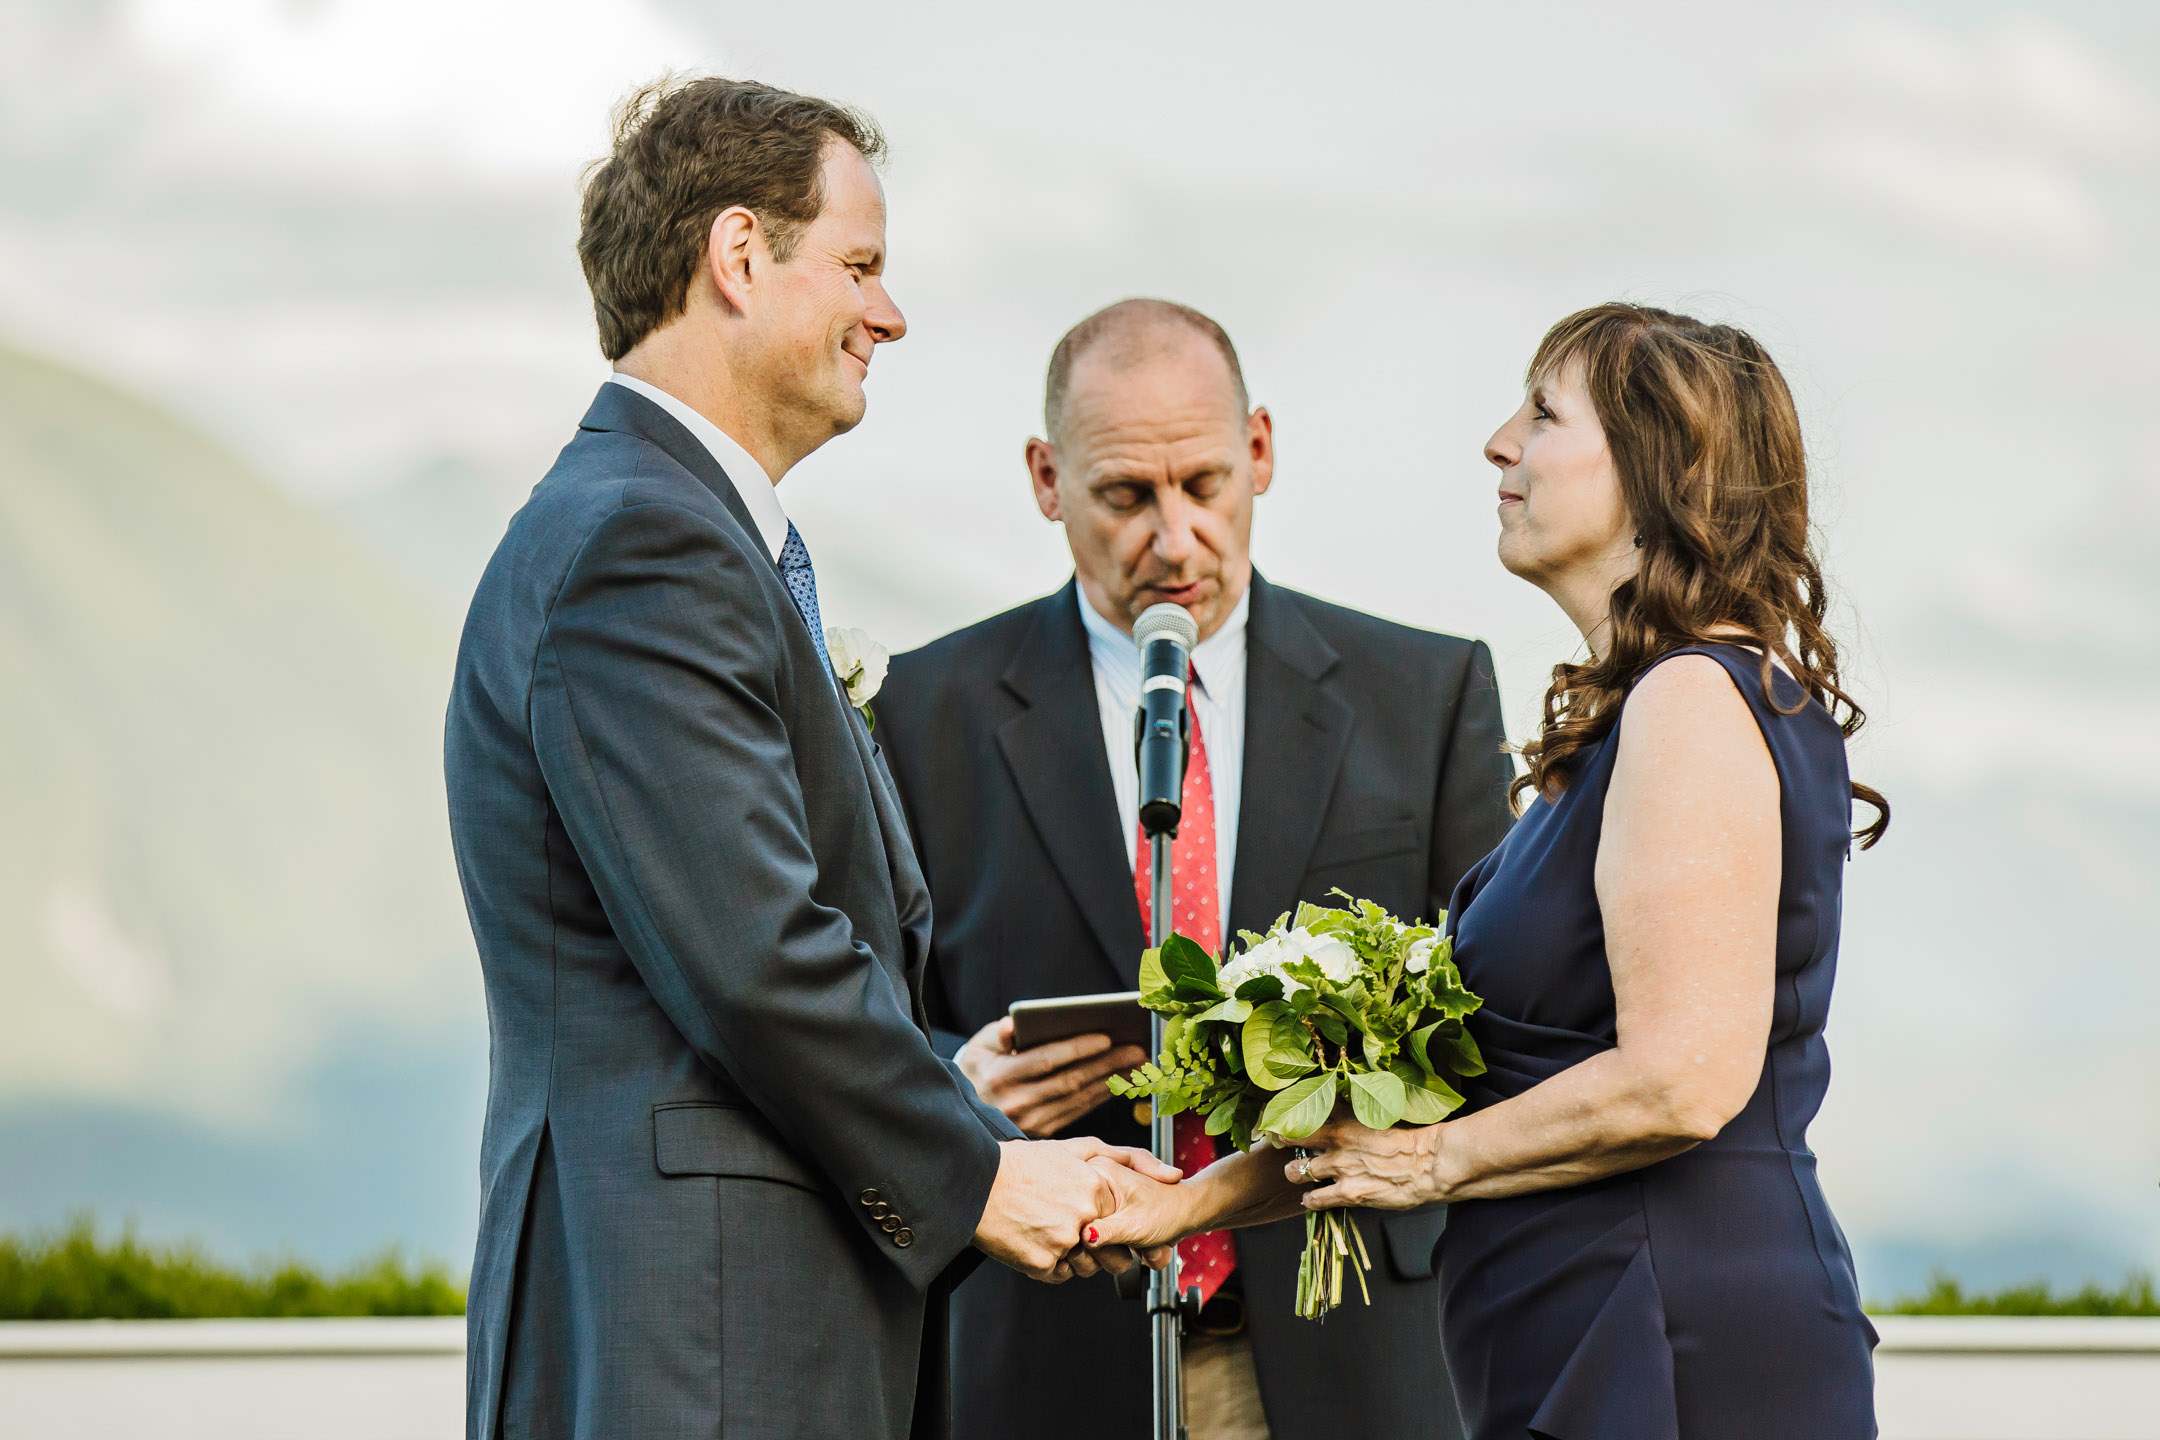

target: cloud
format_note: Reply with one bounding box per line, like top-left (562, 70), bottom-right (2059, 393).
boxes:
top-left (43, 877), bottom-right (175, 1023)
top-left (124, 0), bottom-right (700, 177)
top-left (1775, 7), bottom-right (2160, 257)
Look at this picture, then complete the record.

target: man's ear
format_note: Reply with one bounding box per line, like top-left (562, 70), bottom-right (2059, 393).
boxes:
top-left (1247, 407), bottom-right (1276, 498)
top-left (705, 205), bottom-right (763, 317)
top-left (1026, 437), bottom-right (1064, 522)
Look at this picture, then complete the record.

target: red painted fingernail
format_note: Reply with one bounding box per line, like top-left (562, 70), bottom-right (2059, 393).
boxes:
top-left (1085, 1227), bottom-right (1099, 1244)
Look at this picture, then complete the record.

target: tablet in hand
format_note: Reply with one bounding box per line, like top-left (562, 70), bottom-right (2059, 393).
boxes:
top-left (1007, 991), bottom-right (1150, 1053)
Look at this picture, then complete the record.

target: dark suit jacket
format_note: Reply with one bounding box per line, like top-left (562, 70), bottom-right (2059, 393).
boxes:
top-left (876, 574), bottom-right (1515, 1440)
top-left (446, 383), bottom-right (1020, 1440)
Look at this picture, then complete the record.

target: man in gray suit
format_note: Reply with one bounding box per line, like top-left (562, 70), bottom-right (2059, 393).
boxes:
top-left (445, 79), bottom-right (1172, 1440)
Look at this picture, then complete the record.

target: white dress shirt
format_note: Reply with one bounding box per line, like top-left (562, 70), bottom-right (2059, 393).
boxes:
top-left (1078, 585), bottom-right (1249, 926)
top-left (607, 372), bottom-right (789, 563)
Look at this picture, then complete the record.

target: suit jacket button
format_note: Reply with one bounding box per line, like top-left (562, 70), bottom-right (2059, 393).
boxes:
top-left (881, 1215), bottom-right (901, 1233)
top-left (1132, 1101), bottom-right (1153, 1126)
top-left (858, 1189), bottom-right (882, 1207)
top-left (870, 1202), bottom-right (890, 1220)
top-left (894, 1228), bottom-right (914, 1248)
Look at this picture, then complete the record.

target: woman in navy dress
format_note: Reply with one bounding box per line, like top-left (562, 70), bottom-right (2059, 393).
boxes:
top-left (1091, 303), bottom-right (1888, 1438)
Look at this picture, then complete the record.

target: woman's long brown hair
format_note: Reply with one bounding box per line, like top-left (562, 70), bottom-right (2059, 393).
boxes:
top-left (1511, 303), bottom-right (1890, 849)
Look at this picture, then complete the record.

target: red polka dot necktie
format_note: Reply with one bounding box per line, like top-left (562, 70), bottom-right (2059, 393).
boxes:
top-left (1131, 676), bottom-right (1236, 1309)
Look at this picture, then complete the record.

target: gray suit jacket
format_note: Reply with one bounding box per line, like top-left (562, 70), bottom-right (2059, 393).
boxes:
top-left (876, 576), bottom-right (1515, 1440)
top-left (446, 383), bottom-right (1020, 1440)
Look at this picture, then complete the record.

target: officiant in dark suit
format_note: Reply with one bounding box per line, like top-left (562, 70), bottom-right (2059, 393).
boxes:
top-left (875, 299), bottom-right (1515, 1440)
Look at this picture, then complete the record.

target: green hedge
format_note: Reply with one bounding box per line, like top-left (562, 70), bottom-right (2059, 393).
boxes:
top-left (0, 1218), bottom-right (465, 1320)
top-left (8, 1219), bottom-right (2153, 1321)
top-left (1873, 1271), bottom-right (2160, 1317)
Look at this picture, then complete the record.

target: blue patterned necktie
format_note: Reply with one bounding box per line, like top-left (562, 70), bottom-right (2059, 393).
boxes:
top-left (778, 521), bottom-right (836, 680)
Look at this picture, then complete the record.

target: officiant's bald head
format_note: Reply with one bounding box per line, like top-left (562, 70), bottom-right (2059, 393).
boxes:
top-left (1042, 299), bottom-right (1250, 445)
top-left (1028, 299), bottom-right (1274, 642)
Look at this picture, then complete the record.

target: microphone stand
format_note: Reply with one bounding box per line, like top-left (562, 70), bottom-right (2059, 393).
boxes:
top-left (1129, 603), bottom-right (1203, 1440)
top-left (1143, 822), bottom-right (1189, 1440)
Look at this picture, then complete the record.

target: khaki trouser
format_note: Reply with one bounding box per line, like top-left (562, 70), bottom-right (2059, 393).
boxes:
top-left (1183, 1332), bottom-right (1272, 1440)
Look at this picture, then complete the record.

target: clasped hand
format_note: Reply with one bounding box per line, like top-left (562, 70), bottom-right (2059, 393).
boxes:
top-left (973, 1137), bottom-right (1183, 1283)
top-left (1077, 1114), bottom-right (1452, 1258)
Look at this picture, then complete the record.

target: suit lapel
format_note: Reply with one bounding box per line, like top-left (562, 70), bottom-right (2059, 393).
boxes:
top-left (841, 700), bottom-right (939, 1029)
top-left (584, 386), bottom-right (936, 1008)
top-left (1228, 574), bottom-right (1352, 941)
top-left (995, 586), bottom-right (1148, 987)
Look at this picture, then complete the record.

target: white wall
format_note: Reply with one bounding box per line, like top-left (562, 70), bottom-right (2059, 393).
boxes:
top-left (4, 1316), bottom-right (2158, 1440)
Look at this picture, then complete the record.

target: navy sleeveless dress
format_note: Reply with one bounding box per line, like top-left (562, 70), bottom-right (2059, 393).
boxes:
top-left (1438, 644), bottom-right (1876, 1439)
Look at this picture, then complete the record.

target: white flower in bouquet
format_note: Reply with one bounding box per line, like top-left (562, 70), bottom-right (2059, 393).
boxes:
top-left (1213, 943), bottom-right (1272, 994)
top-left (1293, 929), bottom-right (1358, 983)
top-left (1405, 935), bottom-right (1440, 974)
top-left (1219, 932), bottom-right (1307, 996)
top-left (824, 626), bottom-right (888, 719)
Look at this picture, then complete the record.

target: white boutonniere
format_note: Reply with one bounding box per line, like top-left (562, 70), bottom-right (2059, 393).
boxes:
top-left (824, 626), bottom-right (888, 728)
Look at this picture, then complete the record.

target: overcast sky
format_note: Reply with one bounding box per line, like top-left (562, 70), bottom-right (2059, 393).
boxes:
top-left (3, 0), bottom-right (2156, 1289)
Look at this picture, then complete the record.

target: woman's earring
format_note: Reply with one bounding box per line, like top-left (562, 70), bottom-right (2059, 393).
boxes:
top-left (1632, 533), bottom-right (1644, 548)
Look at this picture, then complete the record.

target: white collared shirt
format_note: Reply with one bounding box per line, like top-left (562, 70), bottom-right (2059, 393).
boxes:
top-left (607, 372), bottom-right (789, 563)
top-left (1078, 585), bottom-right (1249, 925)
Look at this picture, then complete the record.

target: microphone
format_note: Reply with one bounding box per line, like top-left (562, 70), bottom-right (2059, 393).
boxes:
top-left (1132, 602), bottom-right (1199, 838)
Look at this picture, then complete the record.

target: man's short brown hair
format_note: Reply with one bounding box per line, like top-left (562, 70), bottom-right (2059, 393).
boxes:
top-left (1043, 298), bottom-right (1250, 443)
top-left (578, 76), bottom-right (886, 361)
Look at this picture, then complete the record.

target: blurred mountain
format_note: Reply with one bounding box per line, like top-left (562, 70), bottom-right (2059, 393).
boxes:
top-left (332, 455), bottom-right (523, 612)
top-left (0, 343), bottom-right (479, 1125)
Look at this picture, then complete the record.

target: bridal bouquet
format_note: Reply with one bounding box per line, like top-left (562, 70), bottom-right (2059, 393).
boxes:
top-left (1107, 893), bottom-right (1485, 1319)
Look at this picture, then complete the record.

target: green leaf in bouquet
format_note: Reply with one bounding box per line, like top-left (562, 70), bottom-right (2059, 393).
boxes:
top-left (1292, 901), bottom-right (1330, 930)
top-left (1429, 1020), bottom-right (1486, 1078)
top-left (1204, 1092), bottom-right (1240, 1137)
top-left (1233, 973), bottom-right (1285, 1004)
top-left (1310, 1009), bottom-right (1348, 1048)
top-left (1136, 946), bottom-right (1171, 1003)
top-left (1360, 1028), bottom-right (1391, 1070)
top-left (1160, 934), bottom-right (1225, 999)
top-left (1364, 1003), bottom-right (1409, 1045)
top-left (1265, 1051), bottom-right (1319, 1082)
top-left (1229, 1092), bottom-right (1266, 1155)
top-left (1346, 1068), bottom-right (1406, 1129)
top-left (1398, 1076), bottom-right (1463, 1124)
top-left (1190, 996), bottom-right (1252, 1026)
top-left (1408, 1020), bottom-right (1439, 1075)
top-left (1281, 958), bottom-right (1326, 994)
top-left (1386, 1057), bottom-right (1466, 1118)
top-left (1242, 1003), bottom-right (1297, 1090)
top-left (1427, 963), bottom-right (1482, 1022)
top-left (1410, 1019), bottom-right (1476, 1077)
top-left (1319, 990), bottom-right (1364, 1025)
top-left (1260, 1072), bottom-right (1338, 1140)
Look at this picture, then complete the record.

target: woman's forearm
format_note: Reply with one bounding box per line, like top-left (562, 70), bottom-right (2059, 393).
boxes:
top-left (1086, 1137), bottom-right (1306, 1252)
top-left (1430, 1049), bottom-right (1711, 1202)
top-left (1165, 1143), bottom-right (1307, 1235)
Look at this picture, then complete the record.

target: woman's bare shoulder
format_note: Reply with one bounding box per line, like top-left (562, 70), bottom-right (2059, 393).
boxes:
top-left (1630, 652), bottom-right (1746, 714)
top-left (1617, 654), bottom-right (1767, 770)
